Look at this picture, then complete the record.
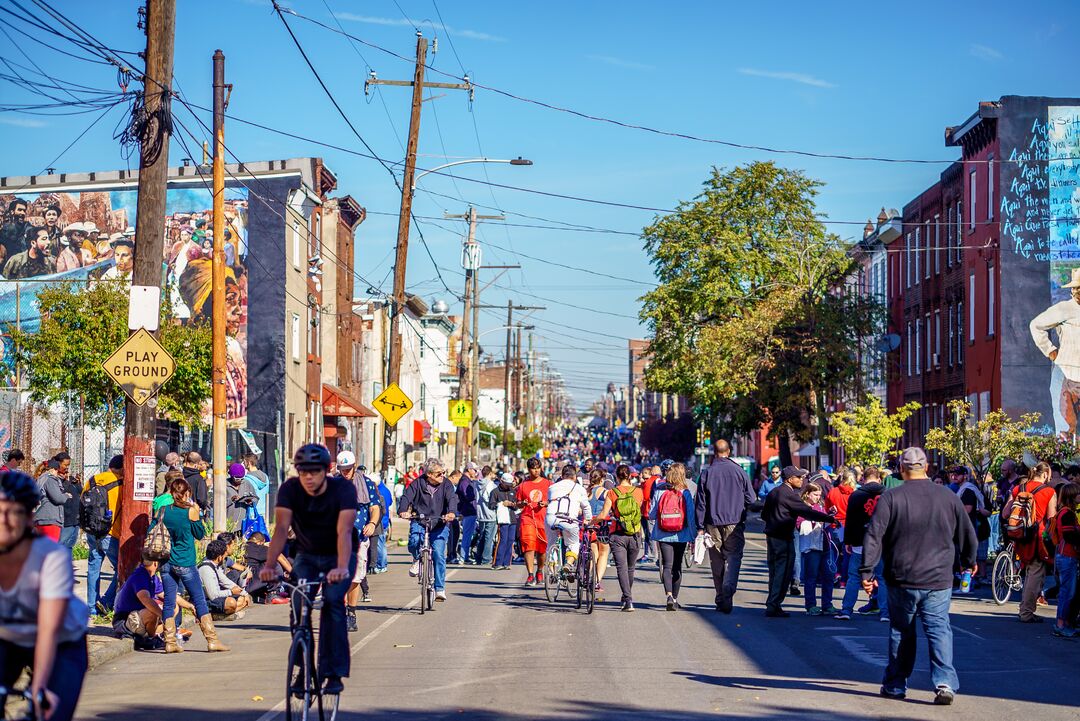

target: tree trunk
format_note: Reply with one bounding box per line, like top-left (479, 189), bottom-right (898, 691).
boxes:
top-left (814, 387), bottom-right (829, 467)
top-left (778, 428), bottom-right (793, 467)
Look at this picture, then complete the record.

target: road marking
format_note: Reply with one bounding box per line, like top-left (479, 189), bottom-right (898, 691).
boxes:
top-left (815, 626), bottom-right (855, 631)
top-left (411, 671), bottom-right (518, 695)
top-left (952, 625), bottom-right (986, 641)
top-left (255, 569), bottom-right (459, 721)
top-left (834, 636), bottom-right (887, 666)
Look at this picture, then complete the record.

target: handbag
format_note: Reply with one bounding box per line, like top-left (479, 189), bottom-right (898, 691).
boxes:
top-left (142, 508), bottom-right (172, 562)
top-left (242, 505), bottom-right (270, 539)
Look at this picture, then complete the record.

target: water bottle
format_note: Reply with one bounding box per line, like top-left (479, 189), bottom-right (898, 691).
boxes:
top-left (959, 569), bottom-right (972, 594)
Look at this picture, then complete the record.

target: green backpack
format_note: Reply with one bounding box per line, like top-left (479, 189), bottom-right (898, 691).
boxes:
top-left (613, 488), bottom-right (642, 535)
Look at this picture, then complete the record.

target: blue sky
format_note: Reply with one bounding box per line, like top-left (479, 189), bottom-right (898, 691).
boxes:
top-left (1, 0), bottom-right (1076, 410)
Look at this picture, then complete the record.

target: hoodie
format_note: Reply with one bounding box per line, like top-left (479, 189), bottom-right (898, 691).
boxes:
top-left (826, 484), bottom-right (854, 525)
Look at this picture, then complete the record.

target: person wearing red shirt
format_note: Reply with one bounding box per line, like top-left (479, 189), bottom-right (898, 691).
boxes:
top-left (827, 470), bottom-right (857, 586)
top-left (1005, 462), bottom-right (1057, 623)
top-left (516, 458), bottom-right (551, 587)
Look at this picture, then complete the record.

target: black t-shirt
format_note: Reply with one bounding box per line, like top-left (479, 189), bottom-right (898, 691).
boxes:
top-left (275, 476), bottom-right (358, 556)
top-left (960, 487), bottom-right (990, 540)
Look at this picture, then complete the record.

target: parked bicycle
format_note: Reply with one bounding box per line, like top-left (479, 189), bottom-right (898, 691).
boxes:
top-left (991, 541), bottom-right (1023, 605)
top-left (282, 575), bottom-right (339, 721)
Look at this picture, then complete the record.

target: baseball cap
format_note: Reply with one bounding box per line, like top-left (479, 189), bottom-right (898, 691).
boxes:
top-left (500, 471), bottom-right (515, 484)
top-left (821, 465), bottom-right (834, 474)
top-left (781, 465), bottom-right (809, 480)
top-left (899, 447), bottom-right (928, 470)
top-left (464, 461), bottom-right (479, 471)
top-left (336, 451), bottom-right (356, 468)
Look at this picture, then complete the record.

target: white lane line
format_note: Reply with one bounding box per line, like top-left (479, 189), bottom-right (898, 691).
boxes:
top-left (952, 625), bottom-right (986, 641)
top-left (411, 671), bottom-right (518, 695)
top-left (256, 569), bottom-right (459, 721)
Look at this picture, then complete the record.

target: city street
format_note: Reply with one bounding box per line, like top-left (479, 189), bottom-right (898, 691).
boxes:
top-left (74, 522), bottom-right (1078, 721)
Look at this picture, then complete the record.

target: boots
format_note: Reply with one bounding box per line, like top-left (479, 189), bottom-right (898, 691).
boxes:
top-left (163, 617), bottom-right (183, 654)
top-left (198, 614), bottom-right (230, 652)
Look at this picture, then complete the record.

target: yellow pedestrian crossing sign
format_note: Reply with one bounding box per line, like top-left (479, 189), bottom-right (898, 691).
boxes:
top-left (373, 383), bottom-right (413, 427)
top-left (448, 399), bottom-right (472, 427)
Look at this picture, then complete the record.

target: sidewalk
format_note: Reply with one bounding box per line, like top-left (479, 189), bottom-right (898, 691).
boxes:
top-left (72, 557), bottom-right (141, 670)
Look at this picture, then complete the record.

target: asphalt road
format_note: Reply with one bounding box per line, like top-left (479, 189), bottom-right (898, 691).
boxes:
top-left (74, 522), bottom-right (1079, 721)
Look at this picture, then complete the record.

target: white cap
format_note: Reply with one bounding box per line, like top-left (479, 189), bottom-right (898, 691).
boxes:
top-left (500, 472), bottom-right (515, 484)
top-left (336, 451), bottom-right (356, 468)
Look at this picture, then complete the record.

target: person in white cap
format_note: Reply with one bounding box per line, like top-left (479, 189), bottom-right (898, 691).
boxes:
top-left (335, 451), bottom-right (382, 631)
top-left (56, 222), bottom-right (85, 273)
top-left (1031, 267), bottom-right (1080, 435)
top-left (490, 472), bottom-right (520, 570)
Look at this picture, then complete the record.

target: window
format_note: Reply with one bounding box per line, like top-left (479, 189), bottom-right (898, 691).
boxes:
top-left (946, 206), bottom-right (954, 268)
top-left (934, 310), bottom-right (941, 366)
top-left (987, 264), bottom-right (995, 336)
top-left (969, 169), bottom-right (977, 232)
top-left (914, 227), bottom-right (921, 282)
top-left (934, 215), bottom-right (941, 274)
top-left (906, 322), bottom-right (913, 377)
top-left (419, 382), bottom-right (426, 412)
top-left (915, 319), bottom-right (921, 375)
top-left (955, 200), bottom-right (964, 262)
top-left (291, 313), bottom-right (301, 362)
top-left (924, 221), bottom-right (931, 279)
top-left (905, 233), bottom-right (912, 289)
top-left (292, 221), bottom-right (301, 269)
top-left (925, 314), bottom-right (932, 370)
top-left (957, 302), bottom-right (964, 363)
top-left (987, 155), bottom-right (994, 221)
top-left (979, 390), bottom-right (991, 420)
top-left (948, 303), bottom-right (955, 366)
top-left (968, 273), bottom-right (976, 342)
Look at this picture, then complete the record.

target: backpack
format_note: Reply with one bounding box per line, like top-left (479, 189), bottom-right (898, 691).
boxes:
top-left (1005, 482), bottom-right (1053, 542)
top-left (613, 488), bottom-right (642, 535)
top-left (79, 476), bottom-right (120, 537)
top-left (656, 489), bottom-right (686, 533)
top-left (142, 508), bottom-right (172, 562)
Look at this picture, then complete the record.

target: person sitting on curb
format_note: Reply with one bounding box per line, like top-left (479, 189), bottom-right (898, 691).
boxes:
top-left (198, 539), bottom-right (252, 620)
top-left (112, 554), bottom-right (194, 650)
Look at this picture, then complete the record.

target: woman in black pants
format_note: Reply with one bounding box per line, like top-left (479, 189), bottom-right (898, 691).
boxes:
top-left (596, 464), bottom-right (645, 612)
top-left (648, 462), bottom-right (697, 611)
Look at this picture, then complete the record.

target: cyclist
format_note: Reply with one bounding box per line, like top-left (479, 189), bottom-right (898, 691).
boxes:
top-left (546, 464), bottom-right (593, 574)
top-left (397, 458), bottom-right (457, 602)
top-left (0, 470), bottom-right (89, 721)
top-left (260, 444), bottom-right (358, 696)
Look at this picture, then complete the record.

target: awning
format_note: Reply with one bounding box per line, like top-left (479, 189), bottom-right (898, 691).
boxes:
top-left (322, 384), bottom-right (377, 418)
top-left (413, 419), bottom-right (432, 444)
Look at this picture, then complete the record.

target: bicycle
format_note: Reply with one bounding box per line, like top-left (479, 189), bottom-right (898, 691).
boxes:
top-left (543, 525), bottom-right (570, 603)
top-left (576, 521), bottom-right (607, 614)
top-left (684, 537), bottom-right (695, 568)
top-left (282, 575), bottom-right (339, 721)
top-left (409, 514), bottom-right (438, 614)
top-left (991, 541), bottom-right (1024, 605)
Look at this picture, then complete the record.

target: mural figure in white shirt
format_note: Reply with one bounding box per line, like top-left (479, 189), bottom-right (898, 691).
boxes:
top-left (1030, 267), bottom-right (1080, 435)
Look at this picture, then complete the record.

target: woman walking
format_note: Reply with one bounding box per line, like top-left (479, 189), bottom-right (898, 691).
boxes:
top-left (596, 464), bottom-right (644, 612)
top-left (160, 478), bottom-right (230, 653)
top-left (798, 482), bottom-right (836, 615)
top-left (648, 462), bottom-right (696, 611)
top-left (587, 469), bottom-right (611, 598)
top-left (489, 472), bottom-right (519, 570)
top-left (1052, 482), bottom-right (1080, 638)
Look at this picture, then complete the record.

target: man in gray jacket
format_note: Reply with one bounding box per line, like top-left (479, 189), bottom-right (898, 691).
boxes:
top-left (33, 457), bottom-right (72, 541)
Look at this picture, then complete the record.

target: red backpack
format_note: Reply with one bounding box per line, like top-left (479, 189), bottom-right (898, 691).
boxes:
top-left (657, 489), bottom-right (686, 533)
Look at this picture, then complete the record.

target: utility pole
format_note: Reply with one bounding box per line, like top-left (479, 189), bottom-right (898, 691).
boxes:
top-left (210, 50), bottom-right (231, 532)
top-left (470, 265), bottom-right (519, 458)
top-left (117, 0), bottom-right (175, 582)
top-left (369, 34), bottom-right (471, 478)
top-left (502, 301), bottom-right (512, 454)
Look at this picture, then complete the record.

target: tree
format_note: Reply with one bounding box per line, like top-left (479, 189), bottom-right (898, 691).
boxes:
top-left (8, 281), bottom-right (212, 433)
top-left (639, 162), bottom-right (884, 449)
top-left (924, 400), bottom-right (1040, 481)
top-left (827, 396), bottom-right (920, 467)
top-left (639, 414), bottom-right (695, 461)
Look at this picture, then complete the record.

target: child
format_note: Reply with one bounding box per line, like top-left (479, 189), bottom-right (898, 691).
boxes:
top-left (798, 482), bottom-right (836, 616)
top-left (243, 531), bottom-right (292, 604)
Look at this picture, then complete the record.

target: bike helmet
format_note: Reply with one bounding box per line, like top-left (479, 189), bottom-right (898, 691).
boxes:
top-left (293, 443), bottom-right (331, 470)
top-left (660, 459), bottom-right (675, 474)
top-left (0, 470), bottom-right (39, 512)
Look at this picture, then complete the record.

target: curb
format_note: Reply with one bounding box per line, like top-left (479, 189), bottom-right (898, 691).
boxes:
top-left (87, 634), bottom-right (133, 670)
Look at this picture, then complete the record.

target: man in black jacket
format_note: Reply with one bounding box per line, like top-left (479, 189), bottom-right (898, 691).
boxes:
top-left (860, 447), bottom-right (977, 706)
top-left (694, 440), bottom-right (756, 613)
top-left (762, 466), bottom-right (835, 617)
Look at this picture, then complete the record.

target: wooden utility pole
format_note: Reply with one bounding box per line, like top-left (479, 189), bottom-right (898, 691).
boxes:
top-left (502, 300), bottom-right (512, 453)
top-left (211, 49), bottom-right (228, 532)
top-left (117, 0), bottom-right (175, 582)
top-left (368, 34), bottom-right (470, 478)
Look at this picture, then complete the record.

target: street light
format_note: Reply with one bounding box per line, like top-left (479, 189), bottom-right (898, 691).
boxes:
top-left (412, 156), bottom-right (533, 190)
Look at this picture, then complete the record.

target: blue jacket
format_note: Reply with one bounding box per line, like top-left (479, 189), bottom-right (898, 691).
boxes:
top-left (758, 478), bottom-right (783, 500)
top-left (695, 457), bottom-right (756, 528)
top-left (648, 485), bottom-right (697, 543)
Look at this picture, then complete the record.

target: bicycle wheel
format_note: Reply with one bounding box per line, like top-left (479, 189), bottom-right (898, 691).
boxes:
top-left (575, 554), bottom-right (584, 609)
top-left (544, 545), bottom-right (559, 602)
top-left (684, 540), bottom-right (694, 568)
top-left (584, 557), bottom-right (596, 614)
top-left (991, 551), bottom-right (1014, 605)
top-left (285, 633), bottom-right (312, 721)
top-left (424, 551), bottom-right (436, 611)
top-left (419, 550), bottom-right (429, 615)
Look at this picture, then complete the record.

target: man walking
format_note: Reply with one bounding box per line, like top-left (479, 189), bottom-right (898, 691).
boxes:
top-left (472, 466), bottom-right (498, 566)
top-left (761, 466), bottom-right (835, 617)
top-left (457, 462), bottom-right (480, 564)
top-left (84, 455), bottom-right (125, 615)
top-left (861, 447), bottom-right (977, 705)
top-left (693, 440), bottom-right (756, 613)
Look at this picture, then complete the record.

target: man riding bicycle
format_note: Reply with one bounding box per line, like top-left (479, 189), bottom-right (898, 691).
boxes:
top-left (397, 458), bottom-right (457, 601)
top-left (546, 464), bottom-right (593, 573)
top-left (261, 444), bottom-right (357, 695)
top-left (0, 469), bottom-right (89, 721)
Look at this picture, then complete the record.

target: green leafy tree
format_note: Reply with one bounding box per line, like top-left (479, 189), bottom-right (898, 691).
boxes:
top-left (639, 162), bottom-right (884, 456)
top-left (8, 281), bottom-right (212, 433)
top-left (924, 400), bottom-right (1040, 481)
top-left (827, 396), bottom-right (920, 467)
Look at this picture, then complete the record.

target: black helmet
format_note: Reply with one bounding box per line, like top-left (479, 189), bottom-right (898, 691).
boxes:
top-left (0, 470), bottom-right (39, 512)
top-left (660, 459), bottom-right (675, 474)
top-left (293, 443), bottom-right (331, 470)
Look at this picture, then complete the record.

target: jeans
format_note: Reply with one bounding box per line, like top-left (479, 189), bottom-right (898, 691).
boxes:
top-left (1056, 554), bottom-right (1077, 626)
top-left (608, 534), bottom-right (640, 603)
top-left (801, 549), bottom-right (835, 609)
top-left (658, 541), bottom-right (687, 598)
top-left (293, 552), bottom-right (358, 680)
top-left (842, 548), bottom-right (863, 614)
top-left (472, 520), bottom-right (497, 565)
top-left (883, 586), bottom-right (958, 694)
top-left (495, 524), bottom-right (515, 567)
top-left (988, 513), bottom-right (1001, 554)
top-left (766, 536), bottom-right (796, 612)
top-left (59, 525), bottom-right (79, 550)
top-left (876, 559), bottom-right (890, 622)
top-left (161, 562), bottom-right (210, 621)
top-left (408, 521), bottom-right (450, 591)
top-left (792, 531), bottom-right (802, 585)
top-left (704, 523), bottom-right (746, 608)
top-left (376, 534), bottom-right (388, 571)
top-left (86, 533), bottom-right (118, 612)
top-left (459, 515), bottom-right (477, 561)
top-left (0, 638), bottom-right (87, 721)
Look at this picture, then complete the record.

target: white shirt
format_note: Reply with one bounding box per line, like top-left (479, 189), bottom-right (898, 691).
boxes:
top-left (0, 537), bottom-right (88, 647)
top-left (546, 479), bottom-right (592, 527)
top-left (1030, 299), bottom-right (1080, 381)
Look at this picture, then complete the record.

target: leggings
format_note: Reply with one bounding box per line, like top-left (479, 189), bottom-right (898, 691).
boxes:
top-left (0, 637), bottom-right (87, 721)
top-left (658, 542), bottom-right (688, 598)
top-left (608, 534), bottom-right (641, 603)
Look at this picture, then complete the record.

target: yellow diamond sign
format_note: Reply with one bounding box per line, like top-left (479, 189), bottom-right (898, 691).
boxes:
top-left (102, 328), bottom-right (176, 406)
top-left (373, 382), bottom-right (413, 427)
top-left (448, 399), bottom-right (472, 428)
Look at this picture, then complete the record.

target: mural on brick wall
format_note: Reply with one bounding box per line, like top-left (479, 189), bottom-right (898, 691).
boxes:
top-left (0, 186), bottom-right (250, 425)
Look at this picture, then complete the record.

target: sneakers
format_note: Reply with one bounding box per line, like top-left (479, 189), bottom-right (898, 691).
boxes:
top-left (1052, 625), bottom-right (1078, 638)
top-left (856, 602), bottom-right (879, 615)
top-left (934, 686), bottom-right (955, 705)
top-left (409, 561), bottom-right (420, 577)
top-left (833, 611), bottom-right (852, 620)
top-left (270, 595), bottom-right (290, 605)
top-left (346, 612), bottom-right (358, 633)
top-left (715, 601), bottom-right (733, 614)
top-left (1018, 615), bottom-right (1044, 623)
top-left (821, 605), bottom-right (838, 616)
top-left (361, 593), bottom-right (372, 603)
top-left (536, 570), bottom-right (545, 584)
top-left (879, 686), bottom-right (906, 701)
top-left (764, 608), bottom-right (791, 618)
top-left (322, 676), bottom-right (344, 695)
top-left (621, 601), bottom-right (635, 612)
top-left (435, 590), bottom-right (447, 602)
top-left (806, 606), bottom-right (824, 616)
top-left (525, 574), bottom-right (536, 587)
top-left (788, 583), bottom-right (802, 597)
top-left (666, 595), bottom-right (676, 612)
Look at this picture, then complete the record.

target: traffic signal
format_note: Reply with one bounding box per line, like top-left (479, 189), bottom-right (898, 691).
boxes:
top-left (696, 427), bottom-right (703, 443)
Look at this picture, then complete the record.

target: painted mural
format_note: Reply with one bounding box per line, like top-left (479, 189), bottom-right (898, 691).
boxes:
top-left (0, 186), bottom-right (250, 425)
